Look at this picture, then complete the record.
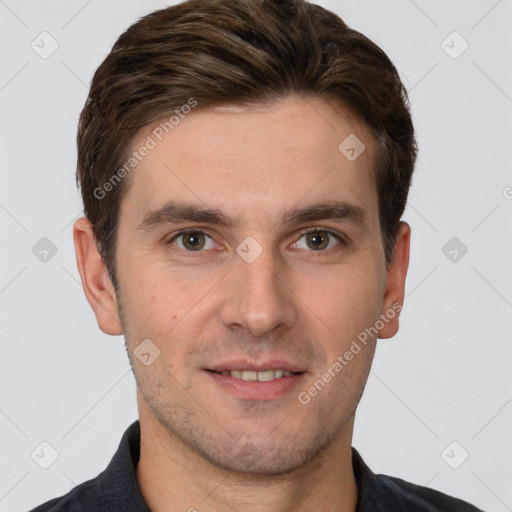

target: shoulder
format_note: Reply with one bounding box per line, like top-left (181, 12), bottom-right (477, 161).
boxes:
top-left (371, 473), bottom-right (485, 511)
top-left (352, 447), bottom-right (484, 512)
top-left (26, 476), bottom-right (103, 512)
top-left (26, 420), bottom-right (146, 512)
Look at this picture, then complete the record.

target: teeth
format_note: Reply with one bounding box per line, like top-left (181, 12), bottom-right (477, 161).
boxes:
top-left (220, 369), bottom-right (296, 381)
top-left (257, 370), bottom-right (275, 382)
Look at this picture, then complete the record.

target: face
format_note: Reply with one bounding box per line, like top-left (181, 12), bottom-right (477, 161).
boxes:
top-left (75, 94), bottom-right (409, 476)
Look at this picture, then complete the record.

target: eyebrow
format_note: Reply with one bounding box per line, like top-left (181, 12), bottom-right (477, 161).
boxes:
top-left (136, 199), bottom-right (368, 233)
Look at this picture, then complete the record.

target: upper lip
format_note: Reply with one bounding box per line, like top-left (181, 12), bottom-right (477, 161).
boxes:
top-left (205, 360), bottom-right (306, 373)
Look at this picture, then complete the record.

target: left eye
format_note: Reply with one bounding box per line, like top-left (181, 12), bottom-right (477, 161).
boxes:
top-left (293, 230), bottom-right (342, 251)
top-left (170, 230), bottom-right (217, 251)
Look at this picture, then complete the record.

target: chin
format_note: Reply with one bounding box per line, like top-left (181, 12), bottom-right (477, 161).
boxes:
top-left (183, 428), bottom-right (336, 477)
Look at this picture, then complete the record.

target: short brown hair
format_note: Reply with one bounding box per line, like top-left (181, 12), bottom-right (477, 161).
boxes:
top-left (77, 0), bottom-right (417, 290)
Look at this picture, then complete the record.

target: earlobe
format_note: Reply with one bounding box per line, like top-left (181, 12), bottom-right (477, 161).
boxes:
top-left (378, 221), bottom-right (411, 339)
top-left (73, 217), bottom-right (123, 336)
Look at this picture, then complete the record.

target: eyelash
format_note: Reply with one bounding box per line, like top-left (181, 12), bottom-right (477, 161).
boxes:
top-left (167, 227), bottom-right (346, 254)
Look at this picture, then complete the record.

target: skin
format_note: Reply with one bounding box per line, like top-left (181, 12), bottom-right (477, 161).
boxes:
top-left (73, 94), bottom-right (410, 512)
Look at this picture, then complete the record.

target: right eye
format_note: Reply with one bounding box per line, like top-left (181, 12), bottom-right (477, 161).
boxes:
top-left (168, 229), bottom-right (217, 252)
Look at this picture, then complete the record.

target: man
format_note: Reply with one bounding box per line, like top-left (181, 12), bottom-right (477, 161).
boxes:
top-left (29, 0), bottom-right (483, 510)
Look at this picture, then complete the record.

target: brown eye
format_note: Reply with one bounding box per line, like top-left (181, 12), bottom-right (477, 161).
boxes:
top-left (293, 229), bottom-right (342, 252)
top-left (305, 231), bottom-right (330, 250)
top-left (171, 230), bottom-right (214, 251)
top-left (182, 232), bottom-right (205, 250)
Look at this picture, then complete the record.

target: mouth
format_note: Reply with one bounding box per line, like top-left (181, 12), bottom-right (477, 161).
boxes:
top-left (206, 368), bottom-right (301, 381)
top-left (203, 361), bottom-right (307, 400)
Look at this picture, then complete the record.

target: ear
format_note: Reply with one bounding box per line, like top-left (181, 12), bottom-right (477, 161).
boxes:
top-left (378, 221), bottom-right (411, 339)
top-left (73, 217), bottom-right (123, 335)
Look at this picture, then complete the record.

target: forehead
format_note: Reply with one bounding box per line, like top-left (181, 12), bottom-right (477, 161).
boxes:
top-left (120, 95), bottom-right (378, 227)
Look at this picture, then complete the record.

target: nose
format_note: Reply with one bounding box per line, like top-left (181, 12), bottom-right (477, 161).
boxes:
top-left (219, 246), bottom-right (298, 338)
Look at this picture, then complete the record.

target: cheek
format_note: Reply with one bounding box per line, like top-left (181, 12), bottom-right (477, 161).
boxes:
top-left (298, 263), bottom-right (383, 340)
top-left (301, 267), bottom-right (381, 401)
top-left (118, 269), bottom-right (176, 346)
top-left (120, 266), bottom-right (219, 380)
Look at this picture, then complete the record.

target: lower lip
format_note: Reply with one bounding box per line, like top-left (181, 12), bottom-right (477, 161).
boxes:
top-left (204, 371), bottom-right (306, 400)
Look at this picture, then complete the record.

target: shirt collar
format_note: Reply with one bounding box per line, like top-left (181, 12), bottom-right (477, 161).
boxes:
top-left (99, 419), bottom-right (151, 512)
top-left (352, 445), bottom-right (391, 511)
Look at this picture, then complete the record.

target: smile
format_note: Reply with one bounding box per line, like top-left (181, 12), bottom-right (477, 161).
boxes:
top-left (211, 369), bottom-right (296, 381)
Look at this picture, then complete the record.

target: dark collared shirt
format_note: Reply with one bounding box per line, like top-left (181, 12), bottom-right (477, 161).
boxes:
top-left (28, 420), bottom-right (484, 512)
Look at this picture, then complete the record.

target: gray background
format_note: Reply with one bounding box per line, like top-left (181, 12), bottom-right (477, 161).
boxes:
top-left (1, 0), bottom-right (511, 511)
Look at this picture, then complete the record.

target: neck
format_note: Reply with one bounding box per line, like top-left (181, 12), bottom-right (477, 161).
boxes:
top-left (136, 401), bottom-right (358, 512)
